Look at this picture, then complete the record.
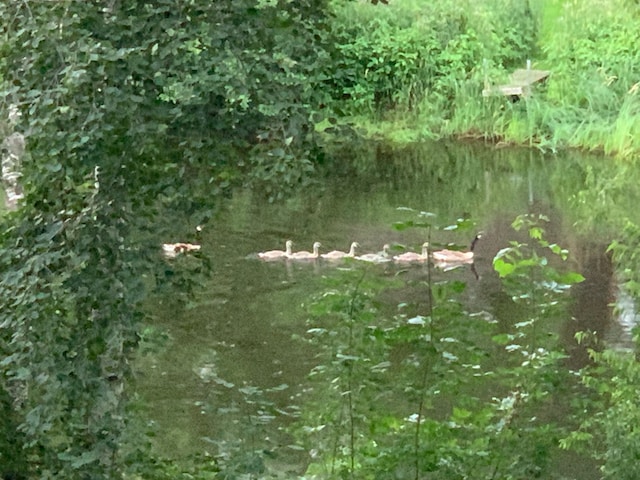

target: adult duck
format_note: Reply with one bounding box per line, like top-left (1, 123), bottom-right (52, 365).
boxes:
top-left (289, 242), bottom-right (322, 260)
top-left (432, 234), bottom-right (482, 264)
top-left (393, 242), bottom-right (429, 263)
top-left (258, 240), bottom-right (293, 260)
top-left (321, 242), bottom-right (359, 260)
top-left (162, 242), bottom-right (201, 258)
top-left (356, 244), bottom-right (392, 263)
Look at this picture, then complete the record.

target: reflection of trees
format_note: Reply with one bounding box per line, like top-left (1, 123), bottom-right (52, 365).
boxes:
top-left (565, 242), bottom-right (614, 368)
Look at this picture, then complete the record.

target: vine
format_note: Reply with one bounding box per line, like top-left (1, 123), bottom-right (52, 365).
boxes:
top-left (0, 1), bottom-right (332, 477)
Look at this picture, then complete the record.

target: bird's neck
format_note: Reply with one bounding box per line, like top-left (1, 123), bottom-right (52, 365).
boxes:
top-left (470, 236), bottom-right (480, 251)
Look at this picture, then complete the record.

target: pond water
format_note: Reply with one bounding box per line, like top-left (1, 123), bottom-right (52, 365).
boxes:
top-left (136, 141), bottom-right (635, 478)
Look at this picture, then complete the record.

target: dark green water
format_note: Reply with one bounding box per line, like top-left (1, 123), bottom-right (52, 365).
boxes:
top-left (136, 141), bottom-right (636, 477)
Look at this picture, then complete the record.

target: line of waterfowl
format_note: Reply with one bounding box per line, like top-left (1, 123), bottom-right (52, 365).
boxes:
top-left (257, 234), bottom-right (482, 266)
top-left (160, 234), bottom-right (482, 267)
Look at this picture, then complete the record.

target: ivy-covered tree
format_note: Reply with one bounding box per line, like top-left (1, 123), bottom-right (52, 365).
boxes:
top-left (0, 1), bottom-right (330, 477)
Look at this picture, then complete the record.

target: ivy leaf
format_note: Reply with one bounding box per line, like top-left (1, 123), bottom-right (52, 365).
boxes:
top-left (36, 221), bottom-right (63, 243)
top-left (58, 450), bottom-right (101, 468)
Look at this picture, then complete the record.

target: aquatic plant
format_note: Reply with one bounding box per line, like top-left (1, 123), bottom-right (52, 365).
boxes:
top-left (292, 213), bottom-right (584, 478)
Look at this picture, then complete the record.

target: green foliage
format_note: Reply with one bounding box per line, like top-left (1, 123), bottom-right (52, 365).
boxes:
top-left (565, 217), bottom-right (640, 478)
top-left (451, 0), bottom-right (640, 156)
top-left (536, 0), bottom-right (640, 157)
top-left (0, 0), bottom-right (332, 204)
top-left (326, 0), bottom-right (640, 159)
top-left (0, 383), bottom-right (27, 478)
top-left (126, 451), bottom-right (220, 480)
top-left (607, 220), bottom-right (640, 300)
top-left (586, 350), bottom-right (640, 480)
top-left (494, 213), bottom-right (584, 284)
top-left (325, 0), bottom-right (536, 119)
top-left (491, 213), bottom-right (582, 405)
top-left (547, 207), bottom-right (640, 479)
top-left (562, 347), bottom-right (640, 480)
top-left (0, 0), bottom-right (332, 477)
top-left (543, 0), bottom-right (640, 89)
top-left (293, 214), bottom-right (582, 478)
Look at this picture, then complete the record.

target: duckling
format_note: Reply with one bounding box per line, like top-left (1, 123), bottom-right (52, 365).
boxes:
top-left (289, 242), bottom-right (322, 260)
top-left (393, 242), bottom-right (429, 263)
top-left (258, 240), bottom-right (293, 260)
top-left (432, 234), bottom-right (482, 264)
top-left (321, 242), bottom-right (359, 260)
top-left (356, 244), bottom-right (392, 263)
top-left (162, 242), bottom-right (201, 258)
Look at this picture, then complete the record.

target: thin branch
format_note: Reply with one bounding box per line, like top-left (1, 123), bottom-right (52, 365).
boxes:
top-left (415, 226), bottom-right (433, 480)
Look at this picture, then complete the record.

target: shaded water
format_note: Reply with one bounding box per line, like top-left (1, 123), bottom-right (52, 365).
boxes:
top-left (137, 141), bottom-right (634, 477)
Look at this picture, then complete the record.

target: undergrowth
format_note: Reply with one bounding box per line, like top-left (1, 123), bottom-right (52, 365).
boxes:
top-left (324, 0), bottom-right (640, 159)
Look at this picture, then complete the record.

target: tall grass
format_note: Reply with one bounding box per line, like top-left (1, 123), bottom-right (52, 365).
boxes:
top-left (325, 0), bottom-right (640, 159)
top-left (326, 0), bottom-right (536, 119)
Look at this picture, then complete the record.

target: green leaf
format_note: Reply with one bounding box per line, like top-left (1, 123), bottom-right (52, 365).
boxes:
top-left (442, 351), bottom-right (458, 362)
top-left (336, 354), bottom-right (360, 362)
top-left (45, 162), bottom-right (63, 172)
top-left (491, 333), bottom-right (513, 345)
top-left (452, 407), bottom-right (472, 420)
top-left (58, 449), bottom-right (101, 468)
top-left (393, 220), bottom-right (414, 231)
top-left (493, 257), bottom-right (515, 278)
top-left (556, 271), bottom-right (585, 284)
top-left (529, 226), bottom-right (543, 239)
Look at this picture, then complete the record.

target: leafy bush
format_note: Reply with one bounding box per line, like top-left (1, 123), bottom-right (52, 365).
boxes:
top-left (294, 213), bottom-right (583, 478)
top-left (452, 0), bottom-right (640, 156)
top-left (0, 1), bottom-right (332, 477)
top-left (324, 0), bottom-right (640, 159)
top-left (325, 0), bottom-right (537, 117)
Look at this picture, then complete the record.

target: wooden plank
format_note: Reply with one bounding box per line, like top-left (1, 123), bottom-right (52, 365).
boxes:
top-left (482, 85), bottom-right (529, 97)
top-left (482, 68), bottom-right (550, 97)
top-left (483, 85), bottom-right (524, 97)
top-left (509, 69), bottom-right (550, 86)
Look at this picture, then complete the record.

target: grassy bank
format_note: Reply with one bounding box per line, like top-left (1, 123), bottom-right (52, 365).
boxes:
top-left (324, 0), bottom-right (640, 159)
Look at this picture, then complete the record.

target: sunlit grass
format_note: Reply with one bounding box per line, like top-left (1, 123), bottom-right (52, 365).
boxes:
top-left (531, 0), bottom-right (565, 45)
top-left (326, 0), bottom-right (640, 159)
top-left (606, 95), bottom-right (640, 157)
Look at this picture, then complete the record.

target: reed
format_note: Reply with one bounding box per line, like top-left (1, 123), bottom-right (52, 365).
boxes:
top-left (325, 0), bottom-right (640, 158)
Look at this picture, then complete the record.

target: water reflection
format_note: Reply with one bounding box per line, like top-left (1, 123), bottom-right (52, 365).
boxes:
top-left (137, 141), bottom-right (623, 478)
top-left (565, 242), bottom-right (616, 367)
